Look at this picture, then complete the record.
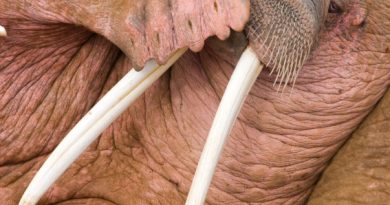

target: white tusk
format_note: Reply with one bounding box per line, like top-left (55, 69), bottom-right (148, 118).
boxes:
top-left (19, 48), bottom-right (187, 205)
top-left (185, 47), bottom-right (263, 205)
top-left (0, 25), bottom-right (7, 37)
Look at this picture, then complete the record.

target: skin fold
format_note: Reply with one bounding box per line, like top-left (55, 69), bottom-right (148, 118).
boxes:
top-left (0, 0), bottom-right (389, 204)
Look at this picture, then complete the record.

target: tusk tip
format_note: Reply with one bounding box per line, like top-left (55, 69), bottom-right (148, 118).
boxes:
top-left (19, 194), bottom-right (38, 205)
top-left (19, 200), bottom-right (35, 205)
top-left (0, 25), bottom-right (7, 37)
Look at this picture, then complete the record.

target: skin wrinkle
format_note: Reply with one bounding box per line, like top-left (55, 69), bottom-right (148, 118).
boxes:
top-left (0, 35), bottom-right (89, 164)
top-left (309, 90), bottom-right (390, 204)
top-left (1, 160), bottom-right (36, 187)
top-left (34, 38), bottom-right (97, 156)
top-left (54, 197), bottom-right (119, 205)
top-left (167, 80), bottom-right (194, 153)
top-left (2, 21), bottom-right (122, 203)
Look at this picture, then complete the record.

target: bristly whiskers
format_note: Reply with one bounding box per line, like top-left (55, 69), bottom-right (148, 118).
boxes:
top-left (246, 0), bottom-right (316, 93)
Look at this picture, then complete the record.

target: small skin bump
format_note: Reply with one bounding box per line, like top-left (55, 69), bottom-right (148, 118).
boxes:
top-left (336, 1), bottom-right (367, 28)
top-left (348, 4), bottom-right (368, 28)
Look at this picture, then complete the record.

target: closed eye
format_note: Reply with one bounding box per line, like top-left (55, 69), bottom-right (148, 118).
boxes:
top-left (329, 0), bottom-right (342, 14)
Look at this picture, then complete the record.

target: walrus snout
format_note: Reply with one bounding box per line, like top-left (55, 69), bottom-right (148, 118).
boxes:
top-left (246, 0), bottom-right (329, 86)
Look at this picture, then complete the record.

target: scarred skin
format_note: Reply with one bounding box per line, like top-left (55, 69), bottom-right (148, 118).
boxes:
top-left (0, 0), bottom-right (389, 205)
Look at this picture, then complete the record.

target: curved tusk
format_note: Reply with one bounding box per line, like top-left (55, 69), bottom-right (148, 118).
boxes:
top-left (185, 47), bottom-right (263, 205)
top-left (0, 25), bottom-right (7, 37)
top-left (19, 48), bottom-right (187, 205)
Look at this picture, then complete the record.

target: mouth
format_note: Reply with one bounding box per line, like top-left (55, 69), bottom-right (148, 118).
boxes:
top-left (18, 1), bottom-right (324, 204)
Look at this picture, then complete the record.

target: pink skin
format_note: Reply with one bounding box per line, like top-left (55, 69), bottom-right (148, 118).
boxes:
top-left (0, 0), bottom-right (249, 69)
top-left (0, 0), bottom-right (390, 204)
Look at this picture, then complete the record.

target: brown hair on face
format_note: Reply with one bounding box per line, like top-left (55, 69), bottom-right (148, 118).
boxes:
top-left (246, 0), bottom-right (329, 87)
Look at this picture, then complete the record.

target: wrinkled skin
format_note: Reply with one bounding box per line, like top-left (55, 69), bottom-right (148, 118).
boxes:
top-left (0, 0), bottom-right (390, 205)
top-left (309, 89), bottom-right (390, 204)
